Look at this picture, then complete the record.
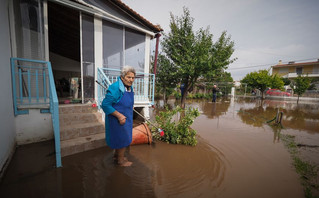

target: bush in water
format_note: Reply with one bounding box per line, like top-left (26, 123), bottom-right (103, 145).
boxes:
top-left (153, 106), bottom-right (200, 146)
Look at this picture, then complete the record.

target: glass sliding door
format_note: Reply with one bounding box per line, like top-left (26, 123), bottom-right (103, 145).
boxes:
top-left (81, 13), bottom-right (95, 103)
top-left (102, 20), bottom-right (124, 70)
top-left (13, 0), bottom-right (45, 60)
top-left (125, 28), bottom-right (145, 73)
top-left (11, 0), bottom-right (47, 99)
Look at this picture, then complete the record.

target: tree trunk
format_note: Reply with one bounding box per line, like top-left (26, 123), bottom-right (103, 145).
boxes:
top-left (163, 90), bottom-right (167, 105)
top-left (297, 95), bottom-right (300, 104)
top-left (181, 91), bottom-right (188, 108)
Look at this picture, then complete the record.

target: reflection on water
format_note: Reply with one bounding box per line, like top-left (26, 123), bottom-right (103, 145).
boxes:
top-left (131, 138), bottom-right (227, 198)
top-left (2, 97), bottom-right (318, 197)
top-left (233, 98), bottom-right (319, 134)
top-left (60, 138), bottom-right (227, 198)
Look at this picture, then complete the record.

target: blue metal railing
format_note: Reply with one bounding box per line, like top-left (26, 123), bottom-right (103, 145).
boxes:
top-left (11, 57), bottom-right (62, 167)
top-left (97, 67), bottom-right (155, 107)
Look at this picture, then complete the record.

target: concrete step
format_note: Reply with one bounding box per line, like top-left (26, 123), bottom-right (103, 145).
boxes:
top-left (59, 104), bottom-right (98, 114)
top-left (58, 104), bottom-right (106, 157)
top-left (59, 112), bottom-right (103, 127)
top-left (60, 122), bottom-right (105, 141)
top-left (61, 133), bottom-right (106, 157)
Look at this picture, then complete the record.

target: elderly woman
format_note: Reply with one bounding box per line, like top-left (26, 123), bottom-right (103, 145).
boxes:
top-left (101, 66), bottom-right (135, 167)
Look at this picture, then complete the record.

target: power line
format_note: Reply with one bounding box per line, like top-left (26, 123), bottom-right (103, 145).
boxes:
top-left (227, 64), bottom-right (272, 70)
top-left (227, 58), bottom-right (319, 70)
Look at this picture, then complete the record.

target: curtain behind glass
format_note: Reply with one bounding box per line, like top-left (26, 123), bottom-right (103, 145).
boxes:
top-left (102, 20), bottom-right (124, 69)
top-left (125, 28), bottom-right (145, 73)
top-left (82, 13), bottom-right (95, 102)
top-left (13, 0), bottom-right (45, 60)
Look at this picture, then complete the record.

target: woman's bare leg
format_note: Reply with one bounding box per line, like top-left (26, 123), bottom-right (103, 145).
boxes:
top-left (116, 147), bottom-right (132, 167)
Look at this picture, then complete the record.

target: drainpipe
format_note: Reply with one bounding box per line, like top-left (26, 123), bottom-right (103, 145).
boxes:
top-left (153, 33), bottom-right (161, 78)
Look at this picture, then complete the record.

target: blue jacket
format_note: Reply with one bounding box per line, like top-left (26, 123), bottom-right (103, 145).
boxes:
top-left (101, 77), bottom-right (133, 115)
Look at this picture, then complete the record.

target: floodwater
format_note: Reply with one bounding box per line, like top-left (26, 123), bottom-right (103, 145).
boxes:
top-left (1, 97), bottom-right (318, 198)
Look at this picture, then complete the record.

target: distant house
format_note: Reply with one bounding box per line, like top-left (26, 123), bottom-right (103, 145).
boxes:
top-left (1, 0), bottom-right (162, 173)
top-left (272, 59), bottom-right (319, 78)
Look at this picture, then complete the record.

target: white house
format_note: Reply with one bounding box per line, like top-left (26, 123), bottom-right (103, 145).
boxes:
top-left (0, 0), bottom-right (162, 174)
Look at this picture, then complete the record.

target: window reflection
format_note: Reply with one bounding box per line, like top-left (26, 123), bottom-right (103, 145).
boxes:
top-left (103, 20), bottom-right (123, 69)
top-left (125, 28), bottom-right (145, 72)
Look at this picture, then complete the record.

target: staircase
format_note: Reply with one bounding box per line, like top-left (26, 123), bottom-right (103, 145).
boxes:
top-left (59, 104), bottom-right (106, 157)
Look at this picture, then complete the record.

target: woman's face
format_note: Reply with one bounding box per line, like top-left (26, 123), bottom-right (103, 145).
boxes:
top-left (121, 72), bottom-right (135, 87)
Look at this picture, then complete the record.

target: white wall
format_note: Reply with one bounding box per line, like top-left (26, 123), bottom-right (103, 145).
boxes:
top-left (15, 110), bottom-right (53, 145)
top-left (94, 16), bottom-right (103, 101)
top-left (0, 0), bottom-right (16, 177)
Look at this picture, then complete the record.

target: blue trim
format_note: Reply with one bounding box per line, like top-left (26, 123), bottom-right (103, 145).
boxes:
top-left (28, 70), bottom-right (31, 103)
top-left (97, 67), bottom-right (155, 107)
top-left (19, 68), bottom-right (23, 104)
top-left (36, 70), bottom-right (39, 102)
top-left (11, 57), bottom-right (62, 168)
top-left (47, 61), bottom-right (62, 168)
top-left (40, 109), bottom-right (50, 113)
top-left (43, 70), bottom-right (47, 103)
top-left (16, 109), bottom-right (29, 115)
top-left (11, 58), bottom-right (18, 116)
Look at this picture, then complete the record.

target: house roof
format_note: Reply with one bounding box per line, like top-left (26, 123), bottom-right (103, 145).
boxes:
top-left (71, 0), bottom-right (162, 33)
top-left (272, 60), bottom-right (319, 68)
top-left (110, 0), bottom-right (163, 32)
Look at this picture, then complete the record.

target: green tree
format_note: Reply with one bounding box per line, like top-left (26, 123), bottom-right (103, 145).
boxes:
top-left (281, 77), bottom-right (291, 86)
top-left (292, 75), bottom-right (311, 103)
top-left (205, 31), bottom-right (237, 82)
top-left (241, 70), bottom-right (273, 98)
top-left (154, 54), bottom-right (179, 104)
top-left (162, 7), bottom-right (236, 108)
top-left (271, 74), bottom-right (284, 90)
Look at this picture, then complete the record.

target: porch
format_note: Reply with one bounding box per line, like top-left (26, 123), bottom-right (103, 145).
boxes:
top-left (11, 57), bottom-right (155, 167)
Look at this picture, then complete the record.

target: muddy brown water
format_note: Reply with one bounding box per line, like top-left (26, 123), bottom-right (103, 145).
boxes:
top-left (1, 98), bottom-right (318, 198)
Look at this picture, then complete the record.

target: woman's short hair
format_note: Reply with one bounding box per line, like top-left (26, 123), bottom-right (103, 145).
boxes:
top-left (120, 66), bottom-right (136, 78)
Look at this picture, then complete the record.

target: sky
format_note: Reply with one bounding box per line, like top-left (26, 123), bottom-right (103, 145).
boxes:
top-left (122, 0), bottom-right (319, 81)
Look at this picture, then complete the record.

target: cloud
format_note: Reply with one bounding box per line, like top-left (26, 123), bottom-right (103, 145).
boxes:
top-left (227, 44), bottom-right (310, 80)
top-left (122, 0), bottom-right (319, 81)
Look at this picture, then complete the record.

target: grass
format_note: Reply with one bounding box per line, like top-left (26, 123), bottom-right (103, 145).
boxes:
top-left (280, 133), bottom-right (319, 198)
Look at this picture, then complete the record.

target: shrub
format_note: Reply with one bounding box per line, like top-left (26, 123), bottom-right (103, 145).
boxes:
top-left (173, 91), bottom-right (181, 99)
top-left (152, 106), bottom-right (200, 146)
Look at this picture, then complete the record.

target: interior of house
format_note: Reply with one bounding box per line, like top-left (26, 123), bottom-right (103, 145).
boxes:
top-left (48, 2), bottom-right (84, 104)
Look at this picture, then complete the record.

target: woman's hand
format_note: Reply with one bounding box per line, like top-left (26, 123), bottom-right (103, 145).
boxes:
top-left (111, 111), bottom-right (126, 125)
top-left (118, 116), bottom-right (126, 125)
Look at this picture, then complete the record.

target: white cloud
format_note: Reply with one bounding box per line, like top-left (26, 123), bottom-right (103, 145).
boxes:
top-left (122, 0), bottom-right (319, 81)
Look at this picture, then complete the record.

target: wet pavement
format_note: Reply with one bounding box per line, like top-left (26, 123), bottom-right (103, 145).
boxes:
top-left (1, 97), bottom-right (318, 198)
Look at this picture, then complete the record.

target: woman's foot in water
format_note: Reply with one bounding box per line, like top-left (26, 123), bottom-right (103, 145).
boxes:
top-left (117, 157), bottom-right (132, 167)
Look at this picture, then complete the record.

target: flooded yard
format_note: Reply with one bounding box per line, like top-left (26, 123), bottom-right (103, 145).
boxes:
top-left (1, 98), bottom-right (318, 197)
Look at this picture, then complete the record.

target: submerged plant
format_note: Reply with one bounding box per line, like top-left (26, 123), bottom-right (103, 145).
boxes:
top-left (280, 134), bottom-right (319, 197)
top-left (152, 106), bottom-right (200, 146)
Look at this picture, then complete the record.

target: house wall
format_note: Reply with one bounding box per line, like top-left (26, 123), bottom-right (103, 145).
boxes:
top-left (0, 0), bottom-right (16, 178)
top-left (272, 68), bottom-right (279, 75)
top-left (272, 68), bottom-right (285, 76)
top-left (273, 64), bottom-right (319, 77)
top-left (15, 110), bottom-right (53, 145)
top-left (290, 66), bottom-right (297, 73)
top-left (303, 65), bottom-right (313, 74)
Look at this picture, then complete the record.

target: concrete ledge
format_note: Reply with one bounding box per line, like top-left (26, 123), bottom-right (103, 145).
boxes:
top-left (265, 96), bottom-right (319, 102)
top-left (236, 95), bottom-right (319, 103)
top-left (61, 133), bottom-right (106, 157)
